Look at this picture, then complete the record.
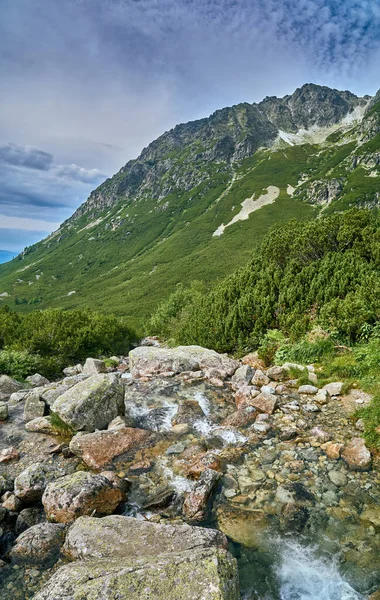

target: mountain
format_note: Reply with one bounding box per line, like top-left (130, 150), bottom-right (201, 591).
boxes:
top-left (0, 250), bottom-right (17, 264)
top-left (0, 83), bottom-right (379, 328)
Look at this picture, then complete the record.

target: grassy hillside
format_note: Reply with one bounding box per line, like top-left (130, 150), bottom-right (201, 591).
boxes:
top-left (0, 92), bottom-right (378, 330)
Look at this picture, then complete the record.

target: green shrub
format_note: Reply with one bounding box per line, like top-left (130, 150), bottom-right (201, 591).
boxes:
top-left (0, 307), bottom-right (137, 378)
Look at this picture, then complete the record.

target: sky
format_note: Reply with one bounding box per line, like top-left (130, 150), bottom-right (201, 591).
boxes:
top-left (1, 0), bottom-right (380, 252)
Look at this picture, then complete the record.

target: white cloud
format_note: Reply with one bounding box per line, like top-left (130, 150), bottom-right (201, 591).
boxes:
top-left (0, 215), bottom-right (60, 232)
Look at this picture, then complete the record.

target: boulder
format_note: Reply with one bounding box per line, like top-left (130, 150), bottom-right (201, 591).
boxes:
top-left (9, 522), bottom-right (66, 565)
top-left (25, 373), bottom-right (50, 387)
top-left (234, 386), bottom-right (260, 409)
top-left (249, 392), bottom-right (277, 415)
top-left (23, 393), bottom-right (45, 422)
top-left (171, 399), bottom-right (206, 426)
top-left (0, 374), bottom-right (23, 398)
top-left (63, 514), bottom-right (227, 560)
top-left (221, 408), bottom-right (256, 428)
top-left (25, 416), bottom-right (59, 434)
top-left (69, 427), bottom-right (154, 469)
top-left (82, 358), bottom-right (107, 375)
top-left (321, 441), bottom-right (344, 460)
top-left (315, 389), bottom-right (329, 404)
top-left (42, 471), bottom-right (125, 523)
top-left (14, 463), bottom-right (65, 503)
top-left (9, 390), bottom-right (29, 404)
top-left (217, 504), bottom-right (268, 547)
top-left (328, 470), bottom-right (347, 487)
top-left (2, 493), bottom-right (22, 512)
top-left (15, 507), bottom-right (46, 534)
top-left (298, 385), bottom-right (318, 395)
top-left (251, 370), bottom-right (270, 387)
top-left (33, 548), bottom-right (239, 600)
top-left (341, 438), bottom-right (372, 471)
top-left (0, 401), bottom-right (9, 420)
top-left (323, 381), bottom-right (344, 396)
top-left (129, 345), bottom-right (239, 378)
top-left (63, 364), bottom-right (82, 377)
top-left (183, 468), bottom-right (221, 522)
top-left (52, 373), bottom-right (123, 431)
top-left (267, 366), bottom-right (287, 381)
top-left (231, 365), bottom-right (254, 387)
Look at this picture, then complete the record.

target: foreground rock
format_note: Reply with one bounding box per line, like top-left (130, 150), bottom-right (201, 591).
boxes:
top-left (52, 373), bottom-right (123, 431)
top-left (14, 463), bottom-right (65, 502)
top-left (9, 522), bottom-right (66, 565)
top-left (183, 468), bottom-right (221, 522)
top-left (0, 374), bottom-right (23, 399)
top-left (342, 438), bottom-right (372, 471)
top-left (33, 548), bottom-right (239, 600)
top-left (129, 345), bottom-right (239, 377)
top-left (63, 514), bottom-right (227, 560)
top-left (42, 471), bottom-right (125, 523)
top-left (69, 427), bottom-right (154, 468)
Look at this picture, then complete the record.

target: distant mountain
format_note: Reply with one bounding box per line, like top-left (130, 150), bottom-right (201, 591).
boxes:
top-left (0, 83), bottom-right (379, 327)
top-left (0, 250), bottom-right (17, 264)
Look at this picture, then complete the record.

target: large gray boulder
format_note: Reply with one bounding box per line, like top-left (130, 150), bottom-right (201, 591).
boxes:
top-left (52, 373), bottom-right (123, 431)
top-left (129, 345), bottom-right (239, 377)
top-left (14, 463), bottom-right (65, 503)
top-left (82, 358), bottom-right (107, 375)
top-left (0, 374), bottom-right (23, 399)
top-left (42, 471), bottom-right (125, 523)
top-left (23, 393), bottom-right (45, 422)
top-left (9, 522), bottom-right (66, 565)
top-left (25, 373), bottom-right (50, 387)
top-left (33, 548), bottom-right (239, 600)
top-left (63, 515), bottom-right (227, 560)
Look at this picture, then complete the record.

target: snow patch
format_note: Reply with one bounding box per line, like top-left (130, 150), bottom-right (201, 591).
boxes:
top-left (67, 290), bottom-right (76, 296)
top-left (213, 186), bottom-right (280, 237)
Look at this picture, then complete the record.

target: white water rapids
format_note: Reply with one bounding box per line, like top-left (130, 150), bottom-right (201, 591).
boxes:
top-left (244, 539), bottom-right (365, 600)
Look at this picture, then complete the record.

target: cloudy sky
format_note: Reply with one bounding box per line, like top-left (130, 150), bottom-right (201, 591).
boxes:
top-left (1, 0), bottom-right (380, 252)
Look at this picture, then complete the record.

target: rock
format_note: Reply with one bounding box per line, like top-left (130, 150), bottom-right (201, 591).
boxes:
top-left (328, 470), bottom-right (347, 487)
top-left (172, 399), bottom-right (205, 426)
top-left (2, 493), bottom-right (22, 512)
top-left (217, 504), bottom-right (268, 547)
top-left (9, 523), bottom-right (66, 565)
top-left (129, 345), bottom-right (239, 377)
top-left (315, 389), bottom-right (329, 404)
top-left (9, 390), bottom-right (29, 404)
top-left (309, 427), bottom-right (330, 442)
top-left (69, 427), bottom-right (154, 469)
top-left (303, 403), bottom-right (320, 413)
top-left (282, 362), bottom-right (305, 372)
top-left (23, 393), bottom-right (45, 422)
top-left (321, 441), bottom-right (344, 460)
top-left (0, 374), bottom-right (23, 398)
top-left (221, 408), bottom-right (256, 428)
top-left (298, 385), bottom-right (318, 395)
top-left (369, 591), bottom-right (380, 600)
top-left (171, 423), bottom-right (190, 436)
top-left (360, 506), bottom-right (380, 528)
top-left (267, 366), bottom-right (286, 381)
top-left (16, 507), bottom-right (46, 534)
top-left (234, 386), bottom-right (260, 408)
top-left (108, 415), bottom-right (128, 430)
top-left (166, 441), bottom-right (187, 455)
top-left (183, 469), bottom-right (221, 522)
top-left (52, 373), bottom-right (123, 431)
top-left (0, 446), bottom-right (19, 463)
top-left (241, 352), bottom-right (266, 369)
top-left (341, 438), bottom-right (372, 471)
top-left (308, 372), bottom-right (318, 384)
top-left (33, 548), bottom-right (239, 600)
top-left (63, 364), bottom-right (82, 377)
top-left (42, 471), bottom-right (125, 523)
top-left (231, 365), bottom-right (254, 387)
top-left (323, 381), bottom-right (344, 396)
top-left (82, 357), bottom-right (107, 375)
top-left (183, 452), bottom-right (222, 479)
top-left (0, 401), bottom-right (8, 420)
top-left (251, 370), bottom-right (270, 387)
top-left (63, 515), bottom-right (227, 560)
top-left (25, 373), bottom-right (50, 387)
top-left (25, 416), bottom-right (59, 434)
top-left (15, 463), bottom-right (64, 502)
top-left (249, 392), bottom-right (277, 415)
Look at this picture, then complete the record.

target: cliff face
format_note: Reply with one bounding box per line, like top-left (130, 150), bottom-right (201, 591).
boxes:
top-left (70, 84), bottom-right (367, 221)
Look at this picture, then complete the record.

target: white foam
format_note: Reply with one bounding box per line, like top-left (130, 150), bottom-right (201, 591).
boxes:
top-left (193, 391), bottom-right (211, 416)
top-left (277, 540), bottom-right (364, 600)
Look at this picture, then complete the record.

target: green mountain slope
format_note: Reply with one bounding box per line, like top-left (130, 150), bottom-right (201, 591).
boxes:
top-left (0, 84), bottom-right (379, 329)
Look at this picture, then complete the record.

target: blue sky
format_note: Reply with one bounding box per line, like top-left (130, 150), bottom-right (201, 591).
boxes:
top-left (1, 0), bottom-right (380, 252)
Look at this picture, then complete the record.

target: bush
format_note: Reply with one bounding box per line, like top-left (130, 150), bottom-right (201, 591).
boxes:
top-left (0, 307), bottom-right (137, 379)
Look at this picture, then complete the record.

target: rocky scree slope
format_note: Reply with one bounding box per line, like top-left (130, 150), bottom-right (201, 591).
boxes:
top-left (0, 84), bottom-right (379, 325)
top-left (0, 344), bottom-right (379, 598)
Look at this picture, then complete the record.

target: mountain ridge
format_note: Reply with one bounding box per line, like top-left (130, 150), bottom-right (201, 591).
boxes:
top-left (0, 83), bottom-right (379, 327)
